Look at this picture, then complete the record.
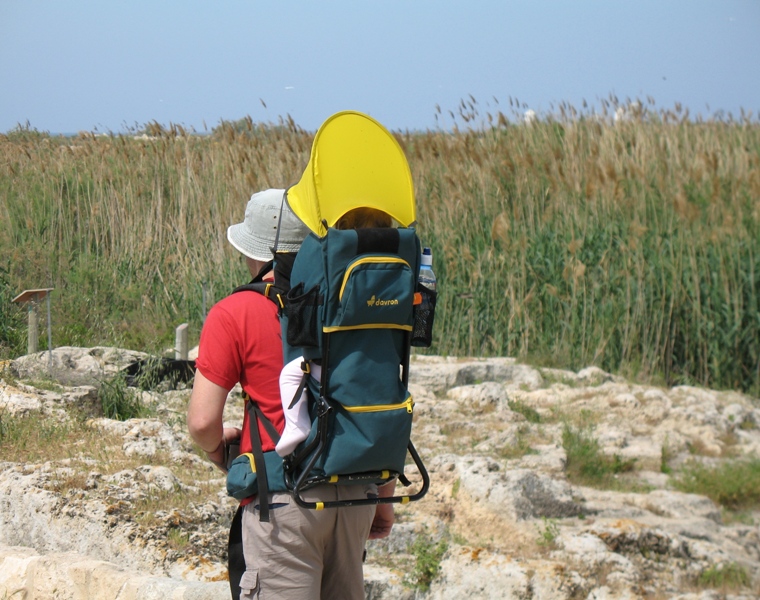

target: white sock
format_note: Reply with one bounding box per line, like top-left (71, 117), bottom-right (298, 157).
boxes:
top-left (275, 418), bottom-right (311, 456)
top-left (276, 363), bottom-right (321, 457)
top-left (275, 386), bottom-right (311, 456)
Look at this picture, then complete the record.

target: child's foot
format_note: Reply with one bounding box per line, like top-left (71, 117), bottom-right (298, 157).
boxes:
top-left (275, 424), bottom-right (310, 456)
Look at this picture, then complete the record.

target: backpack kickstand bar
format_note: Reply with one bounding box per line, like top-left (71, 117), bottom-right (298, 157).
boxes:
top-left (288, 438), bottom-right (430, 510)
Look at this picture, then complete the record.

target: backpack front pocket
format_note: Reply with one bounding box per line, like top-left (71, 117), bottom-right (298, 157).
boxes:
top-left (318, 393), bottom-right (414, 477)
top-left (331, 257), bottom-right (415, 331)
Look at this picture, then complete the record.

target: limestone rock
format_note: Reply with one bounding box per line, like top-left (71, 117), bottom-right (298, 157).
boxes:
top-left (12, 346), bottom-right (147, 387)
top-left (1, 348), bottom-right (759, 598)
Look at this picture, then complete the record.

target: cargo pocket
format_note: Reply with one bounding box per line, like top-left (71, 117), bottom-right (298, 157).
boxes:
top-left (239, 568), bottom-right (260, 599)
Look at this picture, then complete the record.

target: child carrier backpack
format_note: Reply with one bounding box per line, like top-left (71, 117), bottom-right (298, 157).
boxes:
top-left (280, 225), bottom-right (431, 509)
top-left (279, 110), bottom-right (434, 509)
top-left (225, 111), bottom-right (435, 516)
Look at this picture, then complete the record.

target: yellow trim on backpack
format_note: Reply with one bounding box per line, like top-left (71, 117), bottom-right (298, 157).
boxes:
top-left (339, 256), bottom-right (411, 301)
top-left (240, 453), bottom-right (256, 472)
top-left (343, 396), bottom-right (414, 415)
top-left (323, 323), bottom-right (413, 333)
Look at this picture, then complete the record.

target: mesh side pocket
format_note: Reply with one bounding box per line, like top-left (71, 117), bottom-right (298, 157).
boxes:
top-left (411, 284), bottom-right (437, 348)
top-left (284, 283), bottom-right (321, 348)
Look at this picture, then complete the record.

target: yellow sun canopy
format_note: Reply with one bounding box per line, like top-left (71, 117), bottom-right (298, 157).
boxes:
top-left (286, 111), bottom-right (416, 237)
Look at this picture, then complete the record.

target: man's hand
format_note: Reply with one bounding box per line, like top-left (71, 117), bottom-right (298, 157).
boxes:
top-left (369, 503), bottom-right (394, 539)
top-left (205, 427), bottom-right (242, 473)
top-left (368, 479), bottom-right (397, 539)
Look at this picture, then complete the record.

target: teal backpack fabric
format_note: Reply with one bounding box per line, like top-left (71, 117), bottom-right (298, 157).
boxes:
top-left (281, 226), bottom-right (421, 487)
top-left (227, 449), bottom-right (287, 501)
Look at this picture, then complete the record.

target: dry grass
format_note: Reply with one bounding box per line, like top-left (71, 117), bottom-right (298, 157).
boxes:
top-left (0, 405), bottom-right (216, 519)
top-left (2, 99), bottom-right (760, 393)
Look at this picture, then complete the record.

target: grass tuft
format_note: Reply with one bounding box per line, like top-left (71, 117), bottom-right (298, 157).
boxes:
top-left (673, 458), bottom-right (760, 512)
top-left (98, 373), bottom-right (152, 420)
top-left (697, 562), bottom-right (751, 591)
top-left (507, 399), bottom-right (542, 423)
top-left (562, 420), bottom-right (636, 488)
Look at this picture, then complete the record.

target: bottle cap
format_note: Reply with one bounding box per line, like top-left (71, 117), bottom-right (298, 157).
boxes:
top-left (421, 247), bottom-right (433, 266)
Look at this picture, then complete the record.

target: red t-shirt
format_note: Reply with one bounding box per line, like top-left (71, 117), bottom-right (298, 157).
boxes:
top-left (195, 290), bottom-right (284, 452)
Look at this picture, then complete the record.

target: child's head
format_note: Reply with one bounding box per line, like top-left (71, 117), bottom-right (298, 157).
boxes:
top-left (335, 207), bottom-right (392, 230)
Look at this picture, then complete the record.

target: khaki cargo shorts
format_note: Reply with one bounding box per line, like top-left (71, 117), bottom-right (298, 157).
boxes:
top-left (240, 484), bottom-right (377, 599)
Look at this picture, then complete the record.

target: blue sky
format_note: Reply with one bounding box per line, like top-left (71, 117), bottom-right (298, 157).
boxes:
top-left (1, 1), bottom-right (759, 134)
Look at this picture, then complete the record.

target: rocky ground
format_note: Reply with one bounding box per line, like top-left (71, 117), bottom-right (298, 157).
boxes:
top-left (1, 347), bottom-right (759, 599)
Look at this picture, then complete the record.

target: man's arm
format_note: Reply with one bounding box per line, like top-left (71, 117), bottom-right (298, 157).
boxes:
top-left (369, 480), bottom-right (396, 539)
top-left (187, 370), bottom-right (240, 472)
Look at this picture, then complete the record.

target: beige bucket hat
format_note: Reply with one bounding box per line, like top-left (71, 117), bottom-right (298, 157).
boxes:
top-left (227, 189), bottom-right (311, 261)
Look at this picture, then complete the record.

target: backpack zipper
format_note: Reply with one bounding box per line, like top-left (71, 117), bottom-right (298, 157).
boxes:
top-left (339, 256), bottom-right (411, 301)
top-left (342, 395), bottom-right (414, 414)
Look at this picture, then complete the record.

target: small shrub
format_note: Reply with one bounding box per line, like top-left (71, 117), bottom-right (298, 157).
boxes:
top-left (535, 517), bottom-right (560, 547)
top-left (126, 355), bottom-right (195, 392)
top-left (130, 356), bottom-right (166, 391)
top-left (406, 532), bottom-right (449, 592)
top-left (98, 372), bottom-right (150, 420)
top-left (562, 422), bottom-right (636, 488)
top-left (674, 458), bottom-right (760, 511)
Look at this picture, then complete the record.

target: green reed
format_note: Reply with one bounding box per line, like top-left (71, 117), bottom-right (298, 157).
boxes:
top-left (2, 103), bottom-right (759, 393)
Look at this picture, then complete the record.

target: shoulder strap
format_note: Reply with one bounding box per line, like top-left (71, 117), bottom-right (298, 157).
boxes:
top-left (232, 254), bottom-right (297, 310)
top-left (244, 396), bottom-right (281, 523)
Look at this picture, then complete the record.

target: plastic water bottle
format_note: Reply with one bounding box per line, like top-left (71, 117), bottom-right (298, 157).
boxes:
top-left (419, 247), bottom-right (437, 292)
top-left (413, 247), bottom-right (438, 347)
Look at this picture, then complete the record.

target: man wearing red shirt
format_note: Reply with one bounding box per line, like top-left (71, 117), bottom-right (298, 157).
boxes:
top-left (187, 189), bottom-right (394, 599)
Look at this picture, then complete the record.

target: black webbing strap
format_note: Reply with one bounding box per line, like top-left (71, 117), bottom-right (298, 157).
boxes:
top-left (227, 504), bottom-right (245, 600)
top-left (288, 363), bottom-right (311, 409)
top-left (232, 254), bottom-right (297, 311)
top-left (249, 399), bottom-right (281, 445)
top-left (356, 227), bottom-right (400, 255)
top-left (245, 397), bottom-right (281, 522)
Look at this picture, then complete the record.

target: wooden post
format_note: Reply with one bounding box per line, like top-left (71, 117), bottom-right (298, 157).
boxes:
top-left (175, 323), bottom-right (189, 360)
top-left (27, 301), bottom-right (39, 354)
top-left (12, 288), bottom-right (54, 358)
